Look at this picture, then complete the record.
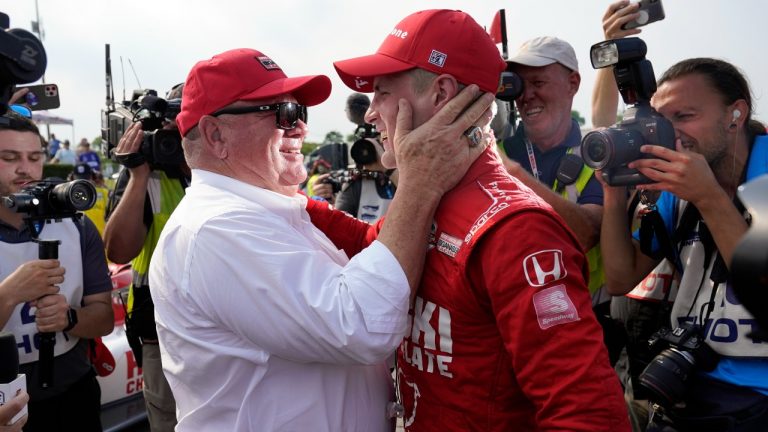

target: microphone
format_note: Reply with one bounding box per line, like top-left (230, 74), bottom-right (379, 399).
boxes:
top-left (0, 332), bottom-right (18, 384)
top-left (138, 94), bottom-right (169, 113)
top-left (345, 92), bottom-right (370, 126)
top-left (0, 331), bottom-right (27, 424)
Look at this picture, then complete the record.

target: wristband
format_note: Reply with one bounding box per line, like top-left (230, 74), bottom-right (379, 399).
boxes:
top-left (63, 307), bottom-right (78, 332)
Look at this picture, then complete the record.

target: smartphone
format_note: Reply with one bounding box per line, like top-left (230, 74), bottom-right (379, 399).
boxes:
top-left (621, 0), bottom-right (665, 30)
top-left (14, 83), bottom-right (60, 111)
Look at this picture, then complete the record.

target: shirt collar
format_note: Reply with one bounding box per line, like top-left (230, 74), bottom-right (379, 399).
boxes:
top-left (191, 169), bottom-right (308, 221)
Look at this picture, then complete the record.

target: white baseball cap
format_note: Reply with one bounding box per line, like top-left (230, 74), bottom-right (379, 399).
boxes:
top-left (508, 36), bottom-right (579, 72)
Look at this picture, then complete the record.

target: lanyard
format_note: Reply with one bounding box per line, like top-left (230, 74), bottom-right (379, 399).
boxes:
top-left (524, 138), bottom-right (540, 180)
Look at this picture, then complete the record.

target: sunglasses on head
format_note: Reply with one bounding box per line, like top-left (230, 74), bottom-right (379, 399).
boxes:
top-left (211, 102), bottom-right (308, 130)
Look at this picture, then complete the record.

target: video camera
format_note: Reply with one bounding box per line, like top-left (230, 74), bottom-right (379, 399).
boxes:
top-left (0, 12), bottom-right (47, 117)
top-left (581, 38), bottom-right (675, 186)
top-left (100, 45), bottom-right (184, 167)
top-left (638, 322), bottom-right (719, 408)
top-left (2, 179), bottom-right (96, 237)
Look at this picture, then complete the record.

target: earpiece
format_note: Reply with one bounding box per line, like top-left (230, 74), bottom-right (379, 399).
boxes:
top-left (730, 109), bottom-right (742, 129)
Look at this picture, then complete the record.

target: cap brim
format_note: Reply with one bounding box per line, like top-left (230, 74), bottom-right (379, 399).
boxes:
top-left (242, 74), bottom-right (332, 107)
top-left (334, 53), bottom-right (415, 92)
top-left (507, 53), bottom-right (558, 68)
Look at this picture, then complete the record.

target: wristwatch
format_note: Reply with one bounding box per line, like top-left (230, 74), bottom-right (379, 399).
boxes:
top-left (63, 307), bottom-right (78, 332)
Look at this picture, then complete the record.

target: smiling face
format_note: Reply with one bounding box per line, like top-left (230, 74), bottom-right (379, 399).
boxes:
top-left (652, 73), bottom-right (732, 167)
top-left (0, 130), bottom-right (45, 198)
top-left (217, 96), bottom-right (308, 195)
top-left (364, 70), bottom-right (435, 169)
top-left (513, 63), bottom-right (580, 151)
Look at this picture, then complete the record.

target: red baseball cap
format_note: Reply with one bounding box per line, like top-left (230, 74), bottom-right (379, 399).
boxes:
top-left (177, 48), bottom-right (332, 136)
top-left (334, 10), bottom-right (506, 94)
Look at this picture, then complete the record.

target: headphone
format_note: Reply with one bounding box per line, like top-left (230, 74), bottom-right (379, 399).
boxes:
top-left (730, 109), bottom-right (742, 129)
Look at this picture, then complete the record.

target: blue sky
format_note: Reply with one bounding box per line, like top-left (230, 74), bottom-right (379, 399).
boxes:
top-left (2, 0), bottom-right (766, 143)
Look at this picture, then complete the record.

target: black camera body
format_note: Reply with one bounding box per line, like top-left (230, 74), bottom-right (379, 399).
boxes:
top-left (581, 37), bottom-right (675, 186)
top-left (639, 322), bottom-right (720, 408)
top-left (101, 89), bottom-right (184, 167)
top-left (0, 12), bottom-right (47, 116)
top-left (582, 104), bottom-right (675, 185)
top-left (1, 179), bottom-right (96, 223)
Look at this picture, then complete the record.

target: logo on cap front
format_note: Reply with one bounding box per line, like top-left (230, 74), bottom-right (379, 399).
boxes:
top-left (428, 50), bottom-right (447, 68)
top-left (257, 56), bottom-right (280, 70)
top-left (354, 77), bottom-right (369, 89)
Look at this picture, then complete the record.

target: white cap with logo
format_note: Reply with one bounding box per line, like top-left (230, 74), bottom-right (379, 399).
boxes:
top-left (508, 36), bottom-right (579, 72)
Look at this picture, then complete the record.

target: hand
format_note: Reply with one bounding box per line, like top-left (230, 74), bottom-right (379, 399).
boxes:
top-left (8, 88), bottom-right (30, 107)
top-left (0, 390), bottom-right (28, 431)
top-left (0, 260), bottom-right (63, 306)
top-left (311, 173), bottom-right (335, 201)
top-left (603, 0), bottom-right (643, 39)
top-left (393, 84), bottom-right (495, 195)
top-left (31, 294), bottom-right (70, 333)
top-left (114, 122), bottom-right (150, 176)
top-left (628, 139), bottom-right (720, 205)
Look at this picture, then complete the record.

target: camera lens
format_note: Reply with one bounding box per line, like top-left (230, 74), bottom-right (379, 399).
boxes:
top-left (638, 348), bottom-right (696, 408)
top-left (50, 180), bottom-right (96, 211)
top-left (581, 131), bottom-right (613, 170)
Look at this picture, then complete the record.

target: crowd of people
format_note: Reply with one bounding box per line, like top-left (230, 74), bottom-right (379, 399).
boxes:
top-left (1, 1), bottom-right (767, 431)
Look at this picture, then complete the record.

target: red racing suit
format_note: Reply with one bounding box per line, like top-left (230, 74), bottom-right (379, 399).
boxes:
top-left (307, 149), bottom-right (629, 431)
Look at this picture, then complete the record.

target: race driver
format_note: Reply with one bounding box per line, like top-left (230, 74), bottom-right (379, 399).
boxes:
top-left (304, 9), bottom-right (630, 431)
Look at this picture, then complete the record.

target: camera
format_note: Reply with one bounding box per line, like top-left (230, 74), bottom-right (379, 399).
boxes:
top-left (581, 38), bottom-right (675, 186)
top-left (2, 179), bottom-right (96, 223)
top-left (0, 12), bottom-right (47, 116)
top-left (101, 89), bottom-right (184, 167)
top-left (638, 322), bottom-right (720, 408)
top-left (100, 45), bottom-right (184, 167)
top-left (322, 168), bottom-right (391, 194)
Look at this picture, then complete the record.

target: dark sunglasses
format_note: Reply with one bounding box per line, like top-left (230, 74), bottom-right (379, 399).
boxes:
top-left (211, 102), bottom-right (308, 130)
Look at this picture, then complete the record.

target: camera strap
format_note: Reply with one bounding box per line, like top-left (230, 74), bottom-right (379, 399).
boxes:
top-left (114, 152), bottom-right (147, 169)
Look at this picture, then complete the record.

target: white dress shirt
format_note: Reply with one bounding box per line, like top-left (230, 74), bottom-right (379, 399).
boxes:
top-left (149, 169), bottom-right (409, 432)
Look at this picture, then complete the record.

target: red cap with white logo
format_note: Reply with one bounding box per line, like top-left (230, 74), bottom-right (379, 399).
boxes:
top-left (177, 48), bottom-right (332, 137)
top-left (333, 9), bottom-right (506, 94)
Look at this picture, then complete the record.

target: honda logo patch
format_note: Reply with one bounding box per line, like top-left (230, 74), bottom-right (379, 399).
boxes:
top-left (532, 284), bottom-right (580, 329)
top-left (523, 249), bottom-right (566, 287)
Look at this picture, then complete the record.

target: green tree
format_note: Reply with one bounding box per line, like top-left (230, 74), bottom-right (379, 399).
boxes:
top-left (571, 110), bottom-right (585, 126)
top-left (323, 130), bottom-right (344, 144)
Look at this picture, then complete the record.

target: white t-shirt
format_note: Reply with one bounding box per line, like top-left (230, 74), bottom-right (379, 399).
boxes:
top-left (149, 169), bottom-right (410, 432)
top-left (53, 148), bottom-right (76, 165)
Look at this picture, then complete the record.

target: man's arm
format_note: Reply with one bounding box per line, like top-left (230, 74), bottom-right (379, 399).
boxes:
top-left (0, 260), bottom-right (62, 328)
top-left (103, 122), bottom-right (150, 263)
top-left (600, 179), bottom-right (658, 295)
top-left (501, 155), bottom-right (602, 250)
top-left (591, 0), bottom-right (642, 128)
top-left (34, 217), bottom-right (114, 336)
top-left (631, 143), bottom-right (749, 268)
top-left (473, 212), bottom-right (630, 431)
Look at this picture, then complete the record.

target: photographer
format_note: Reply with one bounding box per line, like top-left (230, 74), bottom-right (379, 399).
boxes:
top-left (0, 111), bottom-right (113, 431)
top-left (333, 136), bottom-right (396, 223)
top-left (103, 83), bottom-right (187, 431)
top-left (600, 58), bottom-right (768, 430)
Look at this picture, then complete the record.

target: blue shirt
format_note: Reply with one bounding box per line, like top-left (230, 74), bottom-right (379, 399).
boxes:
top-left (502, 120), bottom-right (603, 206)
top-left (78, 151), bottom-right (101, 172)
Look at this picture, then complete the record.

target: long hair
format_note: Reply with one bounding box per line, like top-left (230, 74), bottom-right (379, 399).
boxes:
top-left (658, 58), bottom-right (766, 140)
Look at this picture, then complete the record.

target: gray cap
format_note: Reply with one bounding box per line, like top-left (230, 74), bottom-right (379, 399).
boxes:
top-left (508, 36), bottom-right (578, 72)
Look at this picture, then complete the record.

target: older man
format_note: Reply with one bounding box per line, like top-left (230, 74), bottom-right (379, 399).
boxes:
top-left (148, 48), bottom-right (491, 431)
top-left (306, 9), bottom-right (630, 431)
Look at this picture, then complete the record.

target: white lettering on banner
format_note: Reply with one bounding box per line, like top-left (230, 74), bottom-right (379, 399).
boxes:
top-left (532, 284), bottom-right (580, 330)
top-left (677, 316), bottom-right (765, 344)
top-left (404, 297), bottom-right (453, 378)
top-left (390, 28), bottom-right (409, 39)
top-left (523, 249), bottom-right (566, 287)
